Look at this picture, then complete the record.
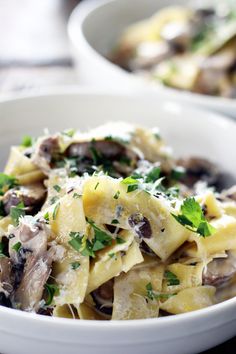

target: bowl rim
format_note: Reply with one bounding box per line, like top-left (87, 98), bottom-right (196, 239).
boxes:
top-left (68, 0), bottom-right (236, 109)
top-left (0, 88), bottom-right (236, 328)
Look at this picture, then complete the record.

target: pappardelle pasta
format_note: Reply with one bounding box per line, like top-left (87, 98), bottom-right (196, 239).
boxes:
top-left (0, 122), bottom-right (236, 320)
top-left (111, 0), bottom-right (236, 98)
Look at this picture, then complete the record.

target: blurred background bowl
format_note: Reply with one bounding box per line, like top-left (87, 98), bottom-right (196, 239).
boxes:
top-left (68, 0), bottom-right (236, 118)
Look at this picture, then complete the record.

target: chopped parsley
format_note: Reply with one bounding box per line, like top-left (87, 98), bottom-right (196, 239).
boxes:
top-left (116, 237), bottom-right (125, 244)
top-left (50, 196), bottom-right (59, 205)
top-left (44, 283), bottom-right (59, 306)
top-left (73, 193), bottom-right (82, 199)
top-left (53, 185), bottom-right (61, 193)
top-left (44, 211), bottom-right (50, 223)
top-left (68, 231), bottom-right (95, 257)
top-left (0, 173), bottom-right (18, 196)
top-left (172, 197), bottom-right (216, 237)
top-left (108, 252), bottom-right (117, 259)
top-left (146, 282), bottom-right (175, 301)
top-left (52, 203), bottom-right (60, 220)
top-left (164, 271), bottom-right (180, 286)
top-left (111, 219), bottom-right (119, 225)
top-left (113, 190), bottom-right (120, 199)
top-left (21, 135), bottom-right (33, 147)
top-left (171, 167), bottom-right (186, 181)
top-left (144, 166), bottom-right (161, 183)
top-left (122, 176), bottom-right (139, 193)
top-left (71, 261), bottom-right (81, 270)
top-left (68, 220), bottom-right (113, 257)
top-left (10, 202), bottom-right (25, 226)
top-left (94, 182), bottom-right (99, 190)
top-left (87, 219), bottom-right (113, 251)
top-left (61, 129), bottom-right (75, 138)
top-left (12, 241), bottom-right (22, 252)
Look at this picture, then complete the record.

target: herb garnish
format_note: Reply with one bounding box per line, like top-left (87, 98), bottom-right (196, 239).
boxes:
top-left (50, 196), bottom-right (59, 205)
top-left (94, 182), bottom-right (99, 190)
top-left (172, 197), bottom-right (216, 237)
top-left (146, 283), bottom-right (175, 301)
top-left (71, 261), bottom-right (80, 270)
top-left (73, 193), bottom-right (82, 199)
top-left (53, 185), bottom-right (61, 193)
top-left (111, 219), bottom-right (119, 225)
top-left (12, 241), bottom-right (22, 252)
top-left (44, 211), bottom-right (50, 223)
top-left (52, 203), bottom-right (60, 220)
top-left (0, 173), bottom-right (18, 196)
top-left (122, 176), bottom-right (139, 193)
top-left (113, 191), bottom-right (120, 199)
top-left (116, 237), bottom-right (125, 244)
top-left (44, 283), bottom-right (59, 306)
top-left (21, 135), bottom-right (33, 148)
top-left (164, 271), bottom-right (180, 286)
top-left (61, 129), bottom-right (75, 138)
top-left (68, 220), bottom-right (113, 257)
top-left (10, 202), bottom-right (25, 226)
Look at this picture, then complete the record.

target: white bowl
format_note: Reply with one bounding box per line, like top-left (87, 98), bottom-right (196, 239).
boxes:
top-left (0, 90), bottom-right (236, 354)
top-left (68, 0), bottom-right (236, 118)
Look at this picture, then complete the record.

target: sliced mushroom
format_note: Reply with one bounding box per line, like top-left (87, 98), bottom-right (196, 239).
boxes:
top-left (0, 257), bottom-right (12, 307)
top-left (3, 182), bottom-right (46, 216)
top-left (66, 140), bottom-right (139, 177)
top-left (32, 136), bottom-right (60, 174)
top-left (203, 252), bottom-right (236, 288)
top-left (13, 248), bottom-right (54, 312)
top-left (91, 279), bottom-right (114, 316)
top-left (177, 157), bottom-right (220, 188)
top-left (128, 213), bottom-right (152, 239)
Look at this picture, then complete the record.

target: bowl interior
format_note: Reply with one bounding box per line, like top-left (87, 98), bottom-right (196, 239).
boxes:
top-left (0, 92), bottom-right (235, 178)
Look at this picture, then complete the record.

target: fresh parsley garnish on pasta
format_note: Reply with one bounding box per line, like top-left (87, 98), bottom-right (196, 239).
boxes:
top-left (11, 241), bottom-right (22, 252)
top-left (21, 135), bottom-right (33, 148)
top-left (146, 283), bottom-right (175, 301)
top-left (10, 202), bottom-right (25, 226)
top-left (172, 197), bottom-right (216, 237)
top-left (164, 271), bottom-right (180, 286)
top-left (44, 283), bottom-right (59, 306)
top-left (0, 173), bottom-right (18, 196)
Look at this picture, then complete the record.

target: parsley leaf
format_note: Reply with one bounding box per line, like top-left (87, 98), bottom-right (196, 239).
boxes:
top-left (144, 167), bottom-right (161, 183)
top-left (71, 261), bottom-right (80, 270)
top-left (87, 219), bottom-right (113, 251)
top-left (53, 185), bottom-right (61, 193)
top-left (44, 211), bottom-right (50, 223)
top-left (116, 237), bottom-right (125, 244)
top-left (164, 270), bottom-right (180, 286)
top-left (52, 203), bottom-right (60, 220)
top-left (172, 197), bottom-right (216, 237)
top-left (73, 193), bottom-right (82, 199)
top-left (113, 191), bottom-right (120, 199)
top-left (146, 282), bottom-right (175, 301)
top-left (0, 173), bottom-right (18, 196)
top-left (122, 176), bottom-right (139, 193)
top-left (21, 135), bottom-right (33, 148)
top-left (10, 202), bottom-right (25, 226)
top-left (12, 241), bottom-right (22, 252)
top-left (44, 283), bottom-right (59, 306)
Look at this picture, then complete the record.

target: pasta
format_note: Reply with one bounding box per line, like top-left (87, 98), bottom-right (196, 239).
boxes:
top-left (0, 121), bottom-right (236, 320)
top-left (111, 1), bottom-right (236, 98)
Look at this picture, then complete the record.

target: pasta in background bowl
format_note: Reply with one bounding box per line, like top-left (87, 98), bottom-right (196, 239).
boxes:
top-left (0, 91), bottom-right (236, 354)
top-left (68, 0), bottom-right (236, 117)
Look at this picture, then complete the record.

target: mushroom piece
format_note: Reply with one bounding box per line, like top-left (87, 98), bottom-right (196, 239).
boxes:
top-left (177, 157), bottom-right (220, 188)
top-left (32, 135), bottom-right (60, 174)
top-left (160, 21), bottom-right (197, 52)
top-left (128, 213), bottom-right (152, 239)
top-left (91, 279), bottom-right (114, 316)
top-left (66, 140), bottom-right (139, 177)
top-left (203, 252), bottom-right (236, 288)
top-left (0, 257), bottom-right (12, 308)
top-left (2, 182), bottom-right (46, 216)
